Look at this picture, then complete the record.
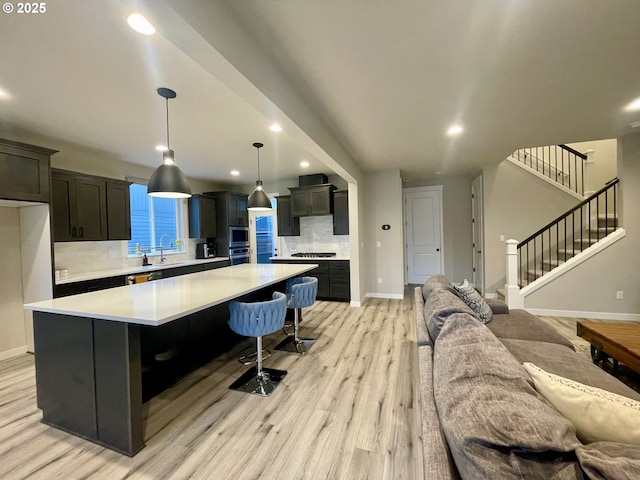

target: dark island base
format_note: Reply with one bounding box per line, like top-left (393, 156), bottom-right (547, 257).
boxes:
top-left (33, 280), bottom-right (286, 456)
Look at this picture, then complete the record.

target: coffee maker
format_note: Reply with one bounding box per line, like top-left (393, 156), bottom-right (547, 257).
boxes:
top-left (196, 240), bottom-right (216, 259)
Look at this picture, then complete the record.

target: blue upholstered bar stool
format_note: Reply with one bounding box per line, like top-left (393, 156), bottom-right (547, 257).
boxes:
top-left (275, 276), bottom-right (318, 354)
top-left (227, 291), bottom-right (288, 397)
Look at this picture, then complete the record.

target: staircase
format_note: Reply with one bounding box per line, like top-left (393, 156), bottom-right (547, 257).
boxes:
top-left (510, 144), bottom-right (587, 197)
top-left (517, 178), bottom-right (619, 287)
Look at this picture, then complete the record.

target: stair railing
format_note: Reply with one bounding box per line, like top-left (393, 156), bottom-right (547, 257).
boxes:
top-left (512, 144), bottom-right (587, 195)
top-left (516, 178), bottom-right (619, 287)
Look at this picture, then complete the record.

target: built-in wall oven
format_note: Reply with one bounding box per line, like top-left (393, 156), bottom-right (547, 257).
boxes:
top-left (229, 247), bottom-right (250, 265)
top-left (229, 226), bottom-right (250, 248)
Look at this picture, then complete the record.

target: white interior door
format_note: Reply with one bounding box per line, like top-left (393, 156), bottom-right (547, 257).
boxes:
top-left (404, 186), bottom-right (443, 284)
top-left (471, 176), bottom-right (484, 293)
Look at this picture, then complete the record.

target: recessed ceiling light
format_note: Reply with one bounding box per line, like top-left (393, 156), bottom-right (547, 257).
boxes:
top-left (230, 170), bottom-right (240, 176)
top-left (300, 161), bottom-right (310, 168)
top-left (630, 121), bottom-right (640, 128)
top-left (0, 89), bottom-right (5, 97)
top-left (625, 97), bottom-right (640, 112)
top-left (127, 13), bottom-right (155, 35)
top-left (270, 124), bottom-right (282, 132)
top-left (155, 145), bottom-right (168, 152)
top-left (447, 125), bottom-right (464, 136)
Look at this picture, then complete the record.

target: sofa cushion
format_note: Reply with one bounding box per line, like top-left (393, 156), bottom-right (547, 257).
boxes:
top-left (414, 287), bottom-right (432, 347)
top-left (453, 279), bottom-right (493, 323)
top-left (433, 314), bottom-right (582, 479)
top-left (576, 442), bottom-right (640, 480)
top-left (424, 285), bottom-right (478, 342)
top-left (486, 298), bottom-right (510, 314)
top-left (421, 274), bottom-right (455, 301)
top-left (501, 338), bottom-right (640, 400)
top-left (524, 362), bottom-right (640, 445)
top-left (487, 309), bottom-right (575, 350)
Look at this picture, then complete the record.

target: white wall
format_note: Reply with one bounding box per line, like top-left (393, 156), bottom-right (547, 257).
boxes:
top-left (566, 139), bottom-right (617, 193)
top-left (363, 170), bottom-right (404, 298)
top-left (525, 132), bottom-right (640, 316)
top-left (0, 208), bottom-right (27, 360)
top-left (482, 160), bottom-right (577, 293)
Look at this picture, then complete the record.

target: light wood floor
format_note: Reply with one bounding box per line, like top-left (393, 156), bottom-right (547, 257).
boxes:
top-left (0, 294), bottom-right (424, 480)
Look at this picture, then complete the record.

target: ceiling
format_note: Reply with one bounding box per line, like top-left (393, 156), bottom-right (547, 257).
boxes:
top-left (1, 0), bottom-right (640, 186)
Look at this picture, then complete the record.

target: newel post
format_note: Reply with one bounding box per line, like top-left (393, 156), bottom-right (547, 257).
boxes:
top-left (505, 239), bottom-right (524, 309)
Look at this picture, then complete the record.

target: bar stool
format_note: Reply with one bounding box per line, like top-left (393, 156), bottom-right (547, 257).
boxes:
top-left (227, 291), bottom-right (288, 397)
top-left (275, 276), bottom-right (318, 354)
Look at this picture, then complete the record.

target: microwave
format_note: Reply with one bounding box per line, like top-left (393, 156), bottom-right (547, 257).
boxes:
top-left (229, 226), bottom-right (249, 247)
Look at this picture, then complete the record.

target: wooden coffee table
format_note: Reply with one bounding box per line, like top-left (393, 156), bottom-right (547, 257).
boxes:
top-left (577, 321), bottom-right (640, 374)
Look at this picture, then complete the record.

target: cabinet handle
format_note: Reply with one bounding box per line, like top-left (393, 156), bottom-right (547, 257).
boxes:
top-left (201, 229), bottom-right (204, 237)
top-left (72, 227), bottom-right (77, 238)
top-left (79, 226), bottom-right (84, 238)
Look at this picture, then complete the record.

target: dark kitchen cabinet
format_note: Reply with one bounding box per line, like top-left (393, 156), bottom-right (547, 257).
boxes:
top-left (52, 169), bottom-right (132, 242)
top-left (270, 259), bottom-right (349, 302)
top-left (333, 190), bottom-right (349, 235)
top-left (188, 194), bottom-right (217, 238)
top-left (203, 191), bottom-right (249, 256)
top-left (289, 184), bottom-right (335, 216)
top-left (106, 180), bottom-right (132, 240)
top-left (52, 170), bottom-right (108, 241)
top-left (276, 195), bottom-right (300, 236)
top-left (0, 138), bottom-right (57, 203)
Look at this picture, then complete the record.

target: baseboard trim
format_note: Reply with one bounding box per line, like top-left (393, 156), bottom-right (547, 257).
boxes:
top-left (527, 308), bottom-right (640, 321)
top-left (350, 300), bottom-right (362, 307)
top-left (365, 292), bottom-right (404, 300)
top-left (0, 345), bottom-right (28, 362)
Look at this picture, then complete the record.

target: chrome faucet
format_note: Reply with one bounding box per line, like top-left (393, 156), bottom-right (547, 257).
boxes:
top-left (159, 234), bottom-right (172, 264)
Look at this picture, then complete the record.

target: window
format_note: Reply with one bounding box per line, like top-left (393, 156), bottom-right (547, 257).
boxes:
top-left (127, 183), bottom-right (184, 256)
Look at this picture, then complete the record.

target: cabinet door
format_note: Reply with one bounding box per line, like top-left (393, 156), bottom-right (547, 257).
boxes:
top-left (75, 176), bottom-right (108, 240)
top-left (51, 172), bottom-right (77, 241)
top-left (291, 190), bottom-right (310, 216)
top-left (106, 182), bottom-right (131, 240)
top-left (189, 195), bottom-right (217, 238)
top-left (333, 191), bottom-right (349, 235)
top-left (309, 186), bottom-right (333, 215)
top-left (276, 196), bottom-right (300, 236)
top-left (0, 147), bottom-right (51, 202)
top-left (228, 193), bottom-right (248, 226)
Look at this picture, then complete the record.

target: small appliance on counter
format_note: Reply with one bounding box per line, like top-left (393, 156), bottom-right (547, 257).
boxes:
top-left (196, 240), bottom-right (216, 259)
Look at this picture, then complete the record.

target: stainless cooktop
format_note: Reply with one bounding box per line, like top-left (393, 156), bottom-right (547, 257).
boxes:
top-left (291, 252), bottom-right (337, 258)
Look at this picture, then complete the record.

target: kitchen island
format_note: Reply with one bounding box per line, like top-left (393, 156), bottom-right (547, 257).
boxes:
top-left (24, 263), bottom-right (316, 456)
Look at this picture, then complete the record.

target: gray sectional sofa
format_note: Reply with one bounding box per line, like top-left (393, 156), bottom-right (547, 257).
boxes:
top-left (415, 275), bottom-right (640, 479)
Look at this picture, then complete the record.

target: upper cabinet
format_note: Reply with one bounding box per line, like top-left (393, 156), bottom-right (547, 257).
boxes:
top-left (105, 181), bottom-right (131, 240)
top-left (188, 194), bottom-right (217, 238)
top-left (0, 138), bottom-right (57, 203)
top-left (205, 191), bottom-right (248, 228)
top-left (51, 169), bottom-right (131, 242)
top-left (289, 184), bottom-right (336, 217)
top-left (333, 190), bottom-right (349, 235)
top-left (276, 195), bottom-right (300, 236)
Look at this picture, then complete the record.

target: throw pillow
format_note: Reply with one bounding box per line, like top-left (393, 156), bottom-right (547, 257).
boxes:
top-left (523, 362), bottom-right (640, 445)
top-left (453, 279), bottom-right (493, 323)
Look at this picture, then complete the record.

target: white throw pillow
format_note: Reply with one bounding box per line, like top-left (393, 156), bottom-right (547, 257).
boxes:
top-left (523, 362), bottom-right (640, 445)
top-left (453, 279), bottom-right (492, 323)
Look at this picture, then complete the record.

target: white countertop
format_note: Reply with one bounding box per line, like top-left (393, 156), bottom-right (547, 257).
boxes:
top-left (27, 263), bottom-right (318, 326)
top-left (270, 256), bottom-right (350, 261)
top-left (56, 257), bottom-right (230, 285)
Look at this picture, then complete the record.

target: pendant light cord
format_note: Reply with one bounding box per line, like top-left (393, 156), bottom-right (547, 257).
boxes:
top-left (165, 97), bottom-right (170, 149)
top-left (257, 147), bottom-right (261, 180)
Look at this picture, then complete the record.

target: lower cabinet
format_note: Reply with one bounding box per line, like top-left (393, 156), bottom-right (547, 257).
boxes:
top-left (271, 259), bottom-right (350, 302)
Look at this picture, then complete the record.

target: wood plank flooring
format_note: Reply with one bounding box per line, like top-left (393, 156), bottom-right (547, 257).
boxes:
top-left (0, 293), bottom-right (424, 480)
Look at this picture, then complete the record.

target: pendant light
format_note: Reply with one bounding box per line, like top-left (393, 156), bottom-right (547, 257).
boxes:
top-left (147, 87), bottom-right (192, 198)
top-left (247, 142), bottom-right (272, 210)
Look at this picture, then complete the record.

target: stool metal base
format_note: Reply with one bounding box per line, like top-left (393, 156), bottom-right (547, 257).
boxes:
top-left (238, 348), bottom-right (271, 366)
top-left (229, 367), bottom-right (287, 397)
top-left (274, 336), bottom-right (317, 355)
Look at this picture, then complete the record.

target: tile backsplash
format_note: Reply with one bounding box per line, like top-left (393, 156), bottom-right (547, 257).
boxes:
top-left (279, 215), bottom-right (349, 257)
top-left (54, 238), bottom-right (201, 275)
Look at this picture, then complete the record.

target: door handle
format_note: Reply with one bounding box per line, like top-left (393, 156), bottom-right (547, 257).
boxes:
top-left (436, 248), bottom-right (440, 252)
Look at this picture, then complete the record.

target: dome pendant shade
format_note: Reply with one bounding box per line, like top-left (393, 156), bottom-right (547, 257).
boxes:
top-left (148, 88), bottom-right (192, 198)
top-left (148, 150), bottom-right (192, 198)
top-left (248, 180), bottom-right (272, 210)
top-left (247, 142), bottom-right (272, 210)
